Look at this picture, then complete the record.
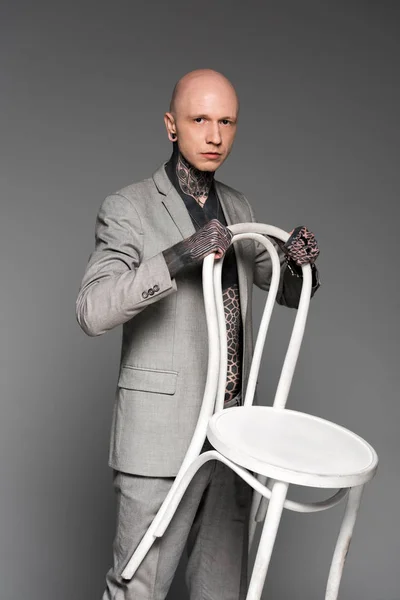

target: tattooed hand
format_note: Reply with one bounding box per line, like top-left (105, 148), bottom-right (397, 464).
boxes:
top-left (273, 226), bottom-right (320, 266)
top-left (162, 219), bottom-right (233, 278)
top-left (285, 226), bottom-right (320, 265)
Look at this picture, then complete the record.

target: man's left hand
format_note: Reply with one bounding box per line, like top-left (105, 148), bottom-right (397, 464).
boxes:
top-left (285, 225), bottom-right (320, 266)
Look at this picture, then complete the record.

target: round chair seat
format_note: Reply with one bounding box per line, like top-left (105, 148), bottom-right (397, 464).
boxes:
top-left (206, 406), bottom-right (378, 488)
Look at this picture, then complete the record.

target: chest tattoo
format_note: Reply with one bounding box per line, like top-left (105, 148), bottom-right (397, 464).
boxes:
top-left (223, 283), bottom-right (242, 403)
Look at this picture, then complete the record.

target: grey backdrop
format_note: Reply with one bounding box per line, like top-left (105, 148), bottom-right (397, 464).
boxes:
top-left (1, 1), bottom-right (399, 599)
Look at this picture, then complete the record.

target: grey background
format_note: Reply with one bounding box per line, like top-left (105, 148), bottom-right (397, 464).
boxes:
top-left (1, 1), bottom-right (399, 599)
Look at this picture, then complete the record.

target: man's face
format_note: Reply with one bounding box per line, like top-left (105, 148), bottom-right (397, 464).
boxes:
top-left (168, 78), bottom-right (238, 171)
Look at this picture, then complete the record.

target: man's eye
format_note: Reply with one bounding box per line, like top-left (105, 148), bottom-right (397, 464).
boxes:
top-left (194, 117), bottom-right (204, 123)
top-left (221, 120), bottom-right (232, 125)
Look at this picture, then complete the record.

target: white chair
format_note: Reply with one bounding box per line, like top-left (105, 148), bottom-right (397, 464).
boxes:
top-left (120, 223), bottom-right (378, 600)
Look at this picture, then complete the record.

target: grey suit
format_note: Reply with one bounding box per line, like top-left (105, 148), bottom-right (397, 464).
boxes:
top-left (76, 162), bottom-right (318, 599)
top-left (75, 162), bottom-right (308, 478)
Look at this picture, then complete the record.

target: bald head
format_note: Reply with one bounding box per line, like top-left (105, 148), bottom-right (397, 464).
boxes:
top-left (169, 69), bottom-right (239, 116)
top-left (164, 68), bottom-right (239, 172)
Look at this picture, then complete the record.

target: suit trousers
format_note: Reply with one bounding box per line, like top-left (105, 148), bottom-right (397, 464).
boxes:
top-left (101, 411), bottom-right (253, 600)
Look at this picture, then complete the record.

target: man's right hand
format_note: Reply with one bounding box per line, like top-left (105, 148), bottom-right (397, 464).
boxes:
top-left (162, 219), bottom-right (233, 278)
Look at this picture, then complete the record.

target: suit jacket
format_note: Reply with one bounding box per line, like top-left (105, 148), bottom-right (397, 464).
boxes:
top-left (75, 162), bottom-right (312, 476)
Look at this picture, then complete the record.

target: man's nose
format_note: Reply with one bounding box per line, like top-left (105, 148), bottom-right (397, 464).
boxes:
top-left (206, 123), bottom-right (222, 145)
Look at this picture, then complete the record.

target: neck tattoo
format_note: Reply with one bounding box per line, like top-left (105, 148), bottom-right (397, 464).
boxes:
top-left (176, 152), bottom-right (214, 208)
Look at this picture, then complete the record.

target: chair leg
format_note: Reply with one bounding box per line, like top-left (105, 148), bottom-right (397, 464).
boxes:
top-left (248, 474), bottom-right (268, 552)
top-left (325, 484), bottom-right (364, 600)
top-left (246, 480), bottom-right (288, 600)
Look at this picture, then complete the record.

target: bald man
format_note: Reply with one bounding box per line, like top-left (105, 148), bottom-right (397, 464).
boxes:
top-left (76, 69), bottom-right (321, 600)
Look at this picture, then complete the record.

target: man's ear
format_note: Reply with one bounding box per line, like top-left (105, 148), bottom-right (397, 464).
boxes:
top-left (164, 112), bottom-right (177, 142)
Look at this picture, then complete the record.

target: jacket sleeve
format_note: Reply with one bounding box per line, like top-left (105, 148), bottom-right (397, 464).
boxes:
top-left (240, 193), bottom-right (321, 309)
top-left (75, 193), bottom-right (177, 337)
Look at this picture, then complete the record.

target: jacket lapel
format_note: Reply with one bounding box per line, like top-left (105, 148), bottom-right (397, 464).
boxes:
top-left (152, 163), bottom-right (196, 239)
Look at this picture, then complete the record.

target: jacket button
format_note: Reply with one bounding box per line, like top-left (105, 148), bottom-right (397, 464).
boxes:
top-left (148, 288), bottom-right (154, 296)
top-left (153, 284), bottom-right (160, 292)
top-left (142, 291), bottom-right (148, 299)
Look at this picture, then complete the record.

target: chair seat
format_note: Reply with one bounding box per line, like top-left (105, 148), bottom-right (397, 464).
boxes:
top-left (206, 406), bottom-right (378, 488)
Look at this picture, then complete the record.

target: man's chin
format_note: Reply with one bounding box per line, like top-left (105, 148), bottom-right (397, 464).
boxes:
top-left (195, 156), bottom-right (225, 171)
